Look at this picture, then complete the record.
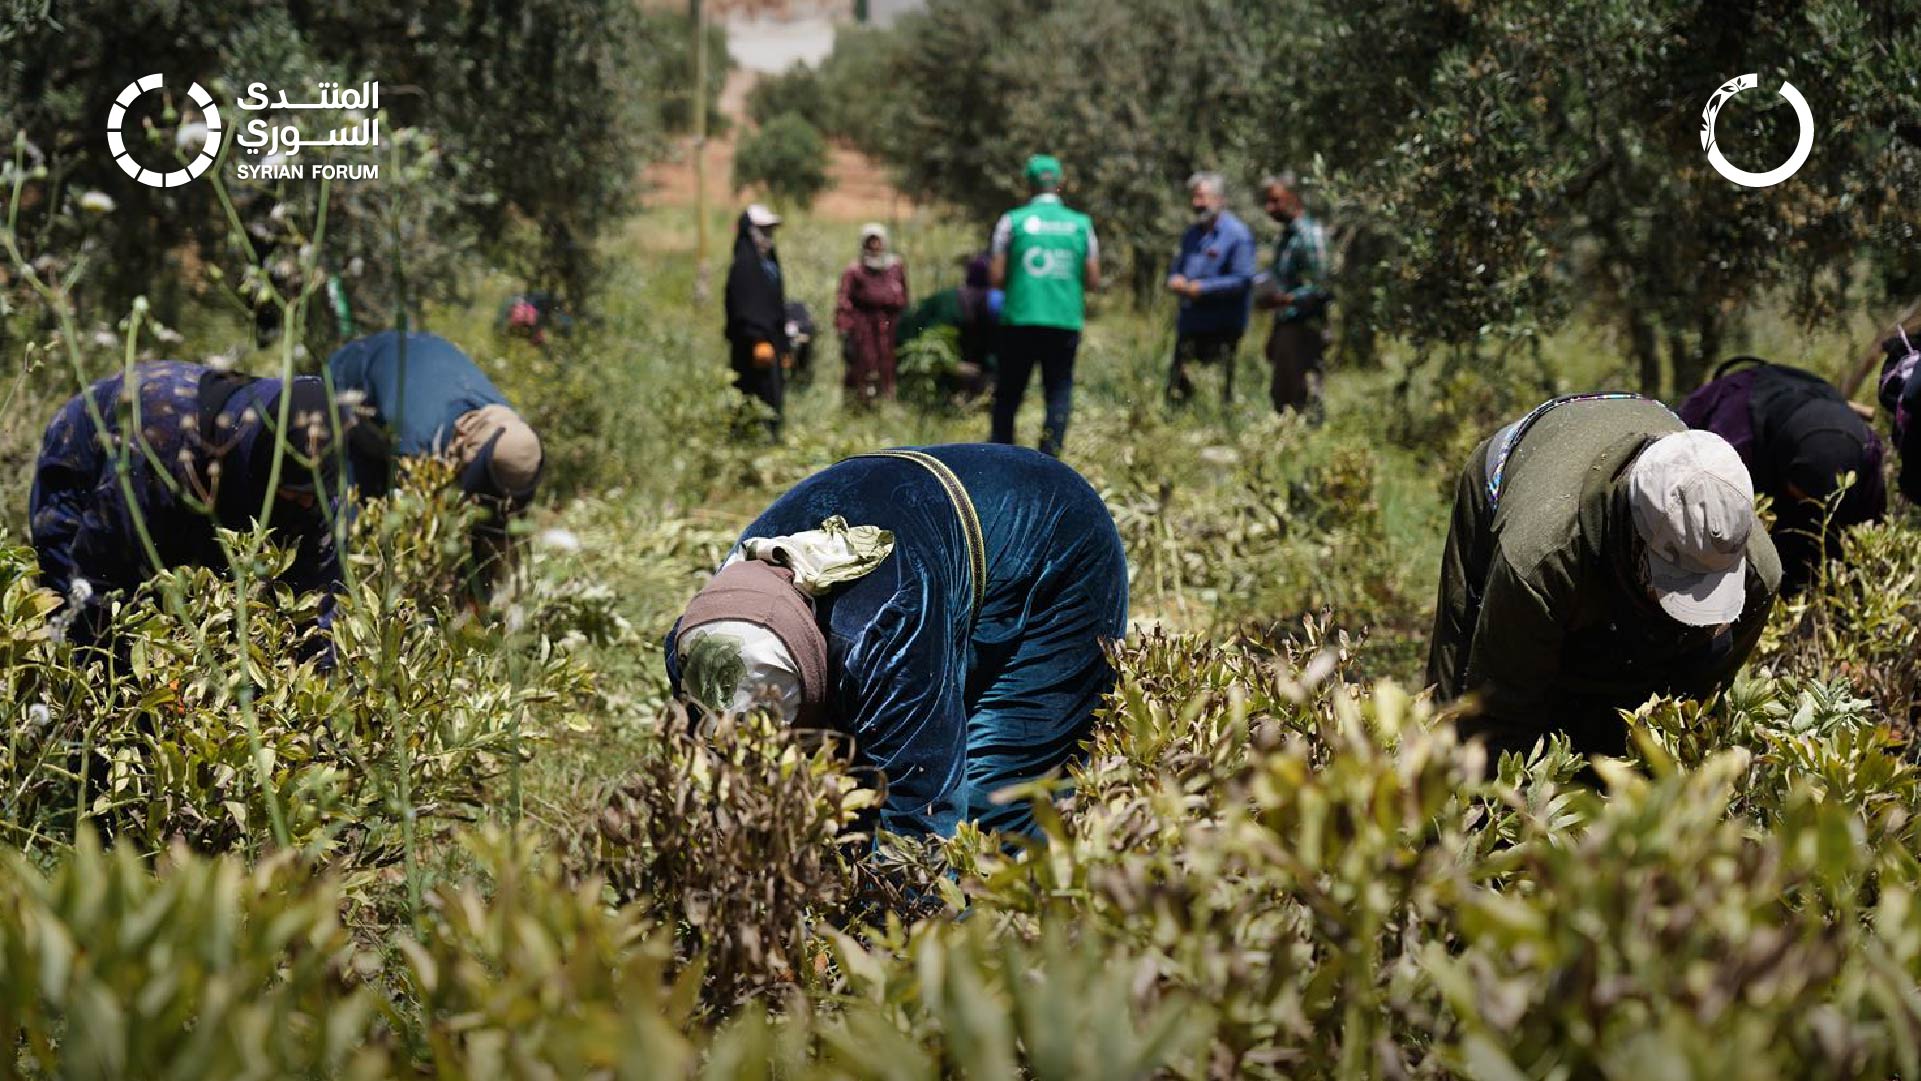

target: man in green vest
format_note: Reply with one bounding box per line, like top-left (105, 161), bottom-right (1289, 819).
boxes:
top-left (989, 154), bottom-right (1100, 457)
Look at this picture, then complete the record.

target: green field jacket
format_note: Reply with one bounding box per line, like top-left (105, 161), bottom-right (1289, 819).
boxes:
top-left (1426, 397), bottom-right (1783, 760)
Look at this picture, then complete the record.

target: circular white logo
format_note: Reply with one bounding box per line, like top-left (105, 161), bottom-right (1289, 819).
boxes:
top-left (1023, 247), bottom-right (1071, 278)
top-left (107, 74), bottom-right (223, 188)
top-left (1700, 73), bottom-right (1812, 189)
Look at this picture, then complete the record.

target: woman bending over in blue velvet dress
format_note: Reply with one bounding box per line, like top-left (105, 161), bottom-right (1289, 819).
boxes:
top-left (666, 443), bottom-right (1129, 837)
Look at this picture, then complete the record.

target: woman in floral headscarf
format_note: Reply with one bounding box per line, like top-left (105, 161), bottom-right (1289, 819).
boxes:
top-left (834, 223), bottom-right (909, 406)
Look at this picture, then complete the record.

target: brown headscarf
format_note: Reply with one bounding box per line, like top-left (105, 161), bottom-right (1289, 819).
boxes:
top-left (678, 560), bottom-right (829, 718)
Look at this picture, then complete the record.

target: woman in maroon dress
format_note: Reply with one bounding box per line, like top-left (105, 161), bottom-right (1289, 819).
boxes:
top-left (835, 223), bottom-right (910, 405)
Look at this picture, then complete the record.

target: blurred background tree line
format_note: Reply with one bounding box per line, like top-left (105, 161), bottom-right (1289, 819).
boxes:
top-left (756, 0), bottom-right (1921, 395)
top-left (0, 0), bottom-right (729, 350)
top-left (6, 0), bottom-right (1921, 395)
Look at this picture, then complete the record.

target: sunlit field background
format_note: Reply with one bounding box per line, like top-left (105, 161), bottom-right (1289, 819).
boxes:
top-left (5, 0), bottom-right (1921, 1075)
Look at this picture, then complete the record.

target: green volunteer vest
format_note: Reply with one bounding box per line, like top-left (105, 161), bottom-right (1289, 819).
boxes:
top-left (1002, 196), bottom-right (1092, 330)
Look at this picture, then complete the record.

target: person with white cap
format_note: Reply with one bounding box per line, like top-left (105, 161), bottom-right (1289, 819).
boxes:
top-left (327, 330), bottom-right (544, 595)
top-left (664, 443), bottom-right (1129, 838)
top-left (834, 222), bottom-right (909, 405)
top-left (724, 204), bottom-right (789, 437)
top-left (1426, 393), bottom-right (1782, 766)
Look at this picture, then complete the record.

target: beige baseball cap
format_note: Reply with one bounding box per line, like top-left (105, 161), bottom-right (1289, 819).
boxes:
top-left (454, 403), bottom-right (543, 497)
top-left (1627, 430), bottom-right (1756, 626)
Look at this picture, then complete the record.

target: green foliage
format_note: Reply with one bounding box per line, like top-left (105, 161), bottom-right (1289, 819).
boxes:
top-left (935, 631), bottom-right (1921, 1076)
top-left (880, 0), bottom-right (1258, 294)
top-left (817, 920), bottom-right (1216, 1080)
top-left (0, 837), bottom-right (387, 1078)
top-left (581, 711), bottom-right (884, 1006)
top-left (745, 27), bottom-right (897, 146)
top-left (646, 12), bottom-right (735, 139)
top-left (1762, 516), bottom-right (1921, 724)
top-left (0, 466), bottom-right (592, 864)
top-left (7, 83), bottom-right (1921, 1072)
top-left (0, 0), bottom-right (697, 326)
top-left (746, 68), bottom-right (829, 133)
top-left (733, 113), bottom-right (831, 212)
top-left (396, 829), bottom-right (706, 1077)
top-left (894, 324), bottom-right (965, 411)
top-left (866, 0), bottom-right (1921, 385)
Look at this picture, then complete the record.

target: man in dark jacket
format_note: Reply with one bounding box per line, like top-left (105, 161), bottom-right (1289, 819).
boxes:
top-left (724, 204), bottom-right (788, 437)
top-left (1680, 358), bottom-right (1886, 594)
top-left (329, 331), bottom-right (544, 596)
top-left (30, 361), bottom-right (347, 647)
top-left (1427, 394), bottom-right (1782, 765)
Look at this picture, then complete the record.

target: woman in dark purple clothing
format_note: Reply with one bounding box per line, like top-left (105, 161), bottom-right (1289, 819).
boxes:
top-left (1680, 356), bottom-right (1886, 594)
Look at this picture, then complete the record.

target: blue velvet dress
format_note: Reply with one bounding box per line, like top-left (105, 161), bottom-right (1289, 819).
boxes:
top-left (670, 443), bottom-right (1129, 836)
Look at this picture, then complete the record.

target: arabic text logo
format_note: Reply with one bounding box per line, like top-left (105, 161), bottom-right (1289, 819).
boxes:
top-left (108, 74), bottom-right (223, 188)
top-left (1700, 73), bottom-right (1813, 188)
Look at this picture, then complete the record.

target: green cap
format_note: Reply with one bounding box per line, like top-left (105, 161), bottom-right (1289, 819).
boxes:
top-left (1024, 154), bottom-right (1063, 187)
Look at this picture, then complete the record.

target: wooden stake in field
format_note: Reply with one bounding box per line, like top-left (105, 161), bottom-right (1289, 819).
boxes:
top-left (692, 0), bottom-right (710, 304)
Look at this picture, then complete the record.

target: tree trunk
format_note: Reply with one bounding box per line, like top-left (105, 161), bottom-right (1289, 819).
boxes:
top-left (1680, 306), bottom-right (1724, 394)
top-left (1627, 309), bottom-right (1661, 397)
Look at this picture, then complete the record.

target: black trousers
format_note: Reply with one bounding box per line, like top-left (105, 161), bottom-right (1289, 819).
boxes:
top-left (990, 326), bottom-right (1081, 457)
top-left (1266, 319), bottom-right (1326, 417)
top-left (730, 340), bottom-right (785, 438)
top-left (1166, 330), bottom-right (1243, 404)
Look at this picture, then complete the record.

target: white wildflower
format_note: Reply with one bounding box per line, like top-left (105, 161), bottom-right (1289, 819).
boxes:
top-left (77, 190), bottom-right (115, 214)
top-left (26, 703), bottom-right (50, 728)
top-left (174, 121), bottom-right (209, 150)
top-left (153, 326), bottom-right (183, 344)
top-left (539, 528), bottom-right (583, 553)
top-left (204, 351), bottom-right (238, 371)
top-left (1300, 648), bottom-right (1339, 688)
top-left (90, 329), bottom-right (117, 348)
top-left (1199, 446), bottom-right (1239, 466)
top-left (49, 580), bottom-right (93, 643)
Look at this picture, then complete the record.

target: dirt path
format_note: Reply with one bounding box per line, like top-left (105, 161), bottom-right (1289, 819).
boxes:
top-left (643, 12), bottom-right (915, 224)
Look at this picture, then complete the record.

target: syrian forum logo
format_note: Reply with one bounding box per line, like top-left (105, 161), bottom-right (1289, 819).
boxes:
top-left (108, 74), bottom-right (222, 188)
top-left (106, 74), bottom-right (381, 188)
top-left (1700, 73), bottom-right (1814, 188)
